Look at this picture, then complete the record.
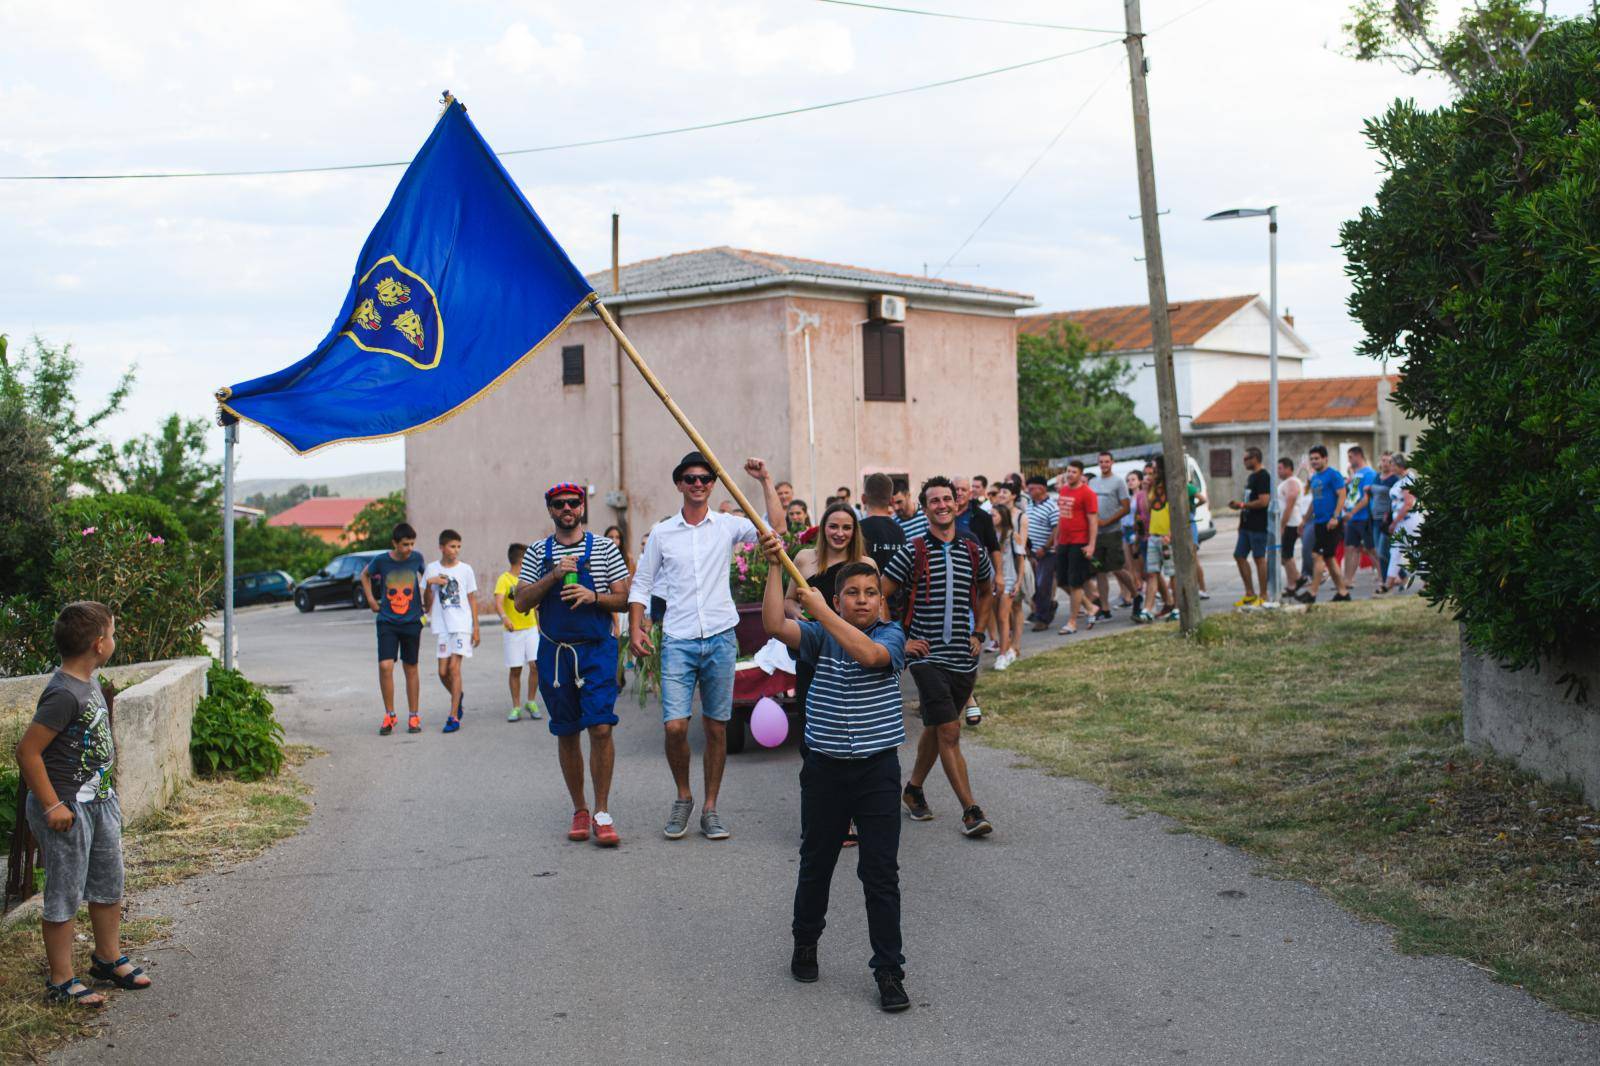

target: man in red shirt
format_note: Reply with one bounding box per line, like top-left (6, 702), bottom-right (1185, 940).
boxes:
top-left (1055, 460), bottom-right (1100, 636)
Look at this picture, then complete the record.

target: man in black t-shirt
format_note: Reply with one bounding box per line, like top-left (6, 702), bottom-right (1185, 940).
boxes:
top-left (1228, 446), bottom-right (1272, 605)
top-left (858, 473), bottom-right (906, 574)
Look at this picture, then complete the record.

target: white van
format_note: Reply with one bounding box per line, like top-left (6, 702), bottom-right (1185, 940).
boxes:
top-left (1049, 454), bottom-right (1215, 542)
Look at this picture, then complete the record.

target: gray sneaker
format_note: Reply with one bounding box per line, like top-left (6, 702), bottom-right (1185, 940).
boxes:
top-left (700, 810), bottom-right (730, 840)
top-left (664, 798), bottom-right (695, 840)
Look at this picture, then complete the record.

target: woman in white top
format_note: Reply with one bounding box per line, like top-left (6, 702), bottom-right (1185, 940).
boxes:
top-left (1386, 458), bottom-right (1423, 590)
top-left (992, 483), bottom-right (1029, 671)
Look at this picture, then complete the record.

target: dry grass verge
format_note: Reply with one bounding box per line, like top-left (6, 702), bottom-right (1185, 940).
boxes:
top-left (979, 597), bottom-right (1600, 1019)
top-left (0, 744), bottom-right (319, 1062)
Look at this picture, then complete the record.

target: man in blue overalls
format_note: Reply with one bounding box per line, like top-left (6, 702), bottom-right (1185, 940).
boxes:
top-left (515, 483), bottom-right (633, 846)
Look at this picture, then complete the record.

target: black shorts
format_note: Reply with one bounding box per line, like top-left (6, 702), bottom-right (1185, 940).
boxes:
top-left (1282, 525), bottom-right (1299, 558)
top-left (1314, 522), bottom-right (1342, 560)
top-left (908, 662), bottom-right (976, 727)
top-left (1056, 543), bottom-right (1093, 589)
top-left (376, 620), bottom-right (422, 665)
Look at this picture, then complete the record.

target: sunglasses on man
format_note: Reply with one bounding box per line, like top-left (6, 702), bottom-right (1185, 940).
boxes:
top-left (678, 473), bottom-right (715, 486)
top-left (548, 497), bottom-right (584, 511)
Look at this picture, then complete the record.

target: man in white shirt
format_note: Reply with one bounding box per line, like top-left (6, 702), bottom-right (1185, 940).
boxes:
top-left (628, 451), bottom-right (772, 841)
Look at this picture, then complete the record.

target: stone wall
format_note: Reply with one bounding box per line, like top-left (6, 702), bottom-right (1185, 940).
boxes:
top-left (0, 657), bottom-right (209, 824)
top-left (1460, 637), bottom-right (1600, 806)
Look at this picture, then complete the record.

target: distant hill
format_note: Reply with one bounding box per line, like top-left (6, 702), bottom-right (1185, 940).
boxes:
top-left (235, 470), bottom-right (404, 500)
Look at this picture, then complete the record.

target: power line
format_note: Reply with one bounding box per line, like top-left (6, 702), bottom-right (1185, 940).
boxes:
top-left (0, 39), bottom-right (1120, 182)
top-left (932, 55), bottom-right (1125, 278)
top-left (813, 0), bottom-right (1122, 34)
top-left (929, 0), bottom-right (1231, 274)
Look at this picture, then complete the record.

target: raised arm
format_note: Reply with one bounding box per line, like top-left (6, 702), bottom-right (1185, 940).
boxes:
top-left (760, 532), bottom-right (803, 649)
top-left (744, 456), bottom-right (784, 530)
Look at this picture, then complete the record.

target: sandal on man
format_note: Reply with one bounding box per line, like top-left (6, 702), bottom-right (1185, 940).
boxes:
top-left (90, 953), bottom-right (152, 990)
top-left (45, 976), bottom-right (105, 1007)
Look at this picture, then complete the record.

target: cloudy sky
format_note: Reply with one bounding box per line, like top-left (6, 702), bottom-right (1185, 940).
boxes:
top-left (3, 1), bottom-right (1575, 480)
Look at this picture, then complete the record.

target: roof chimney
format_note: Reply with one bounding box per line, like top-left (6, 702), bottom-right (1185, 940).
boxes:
top-left (1282, 308), bottom-right (1294, 328)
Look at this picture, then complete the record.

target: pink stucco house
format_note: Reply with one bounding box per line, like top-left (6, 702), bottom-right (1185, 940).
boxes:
top-left (405, 246), bottom-right (1034, 577)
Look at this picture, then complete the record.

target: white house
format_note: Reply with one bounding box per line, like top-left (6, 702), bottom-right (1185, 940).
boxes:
top-left (1018, 294), bottom-right (1314, 430)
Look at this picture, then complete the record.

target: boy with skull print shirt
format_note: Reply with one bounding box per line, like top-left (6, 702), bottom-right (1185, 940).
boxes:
top-left (365, 522), bottom-right (428, 735)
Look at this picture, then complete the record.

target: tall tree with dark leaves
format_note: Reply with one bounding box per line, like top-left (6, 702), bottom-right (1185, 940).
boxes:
top-left (1016, 320), bottom-right (1155, 463)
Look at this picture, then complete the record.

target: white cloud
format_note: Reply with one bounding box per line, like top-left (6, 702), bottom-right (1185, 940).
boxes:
top-left (488, 23), bottom-right (585, 83)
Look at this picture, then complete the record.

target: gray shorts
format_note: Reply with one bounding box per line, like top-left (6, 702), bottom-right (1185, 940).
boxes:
top-left (25, 792), bottom-right (124, 922)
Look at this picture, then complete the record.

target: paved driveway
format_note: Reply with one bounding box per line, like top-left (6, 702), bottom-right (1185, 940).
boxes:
top-left (57, 527), bottom-right (1594, 1064)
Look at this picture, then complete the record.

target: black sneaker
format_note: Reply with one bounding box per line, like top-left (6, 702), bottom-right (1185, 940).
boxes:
top-left (1332, 593), bottom-right (1352, 602)
top-left (1291, 574), bottom-right (1310, 594)
top-left (875, 970), bottom-right (911, 1012)
top-left (961, 805), bottom-right (994, 838)
top-left (791, 943), bottom-right (819, 983)
top-left (902, 784), bottom-right (933, 822)
top-left (1094, 609), bottom-right (1113, 622)
top-left (1296, 591), bottom-right (1316, 605)
top-left (1132, 593), bottom-right (1143, 615)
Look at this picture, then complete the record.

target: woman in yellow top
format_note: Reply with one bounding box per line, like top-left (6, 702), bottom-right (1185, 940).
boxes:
top-left (1138, 477), bottom-right (1177, 623)
top-left (493, 543), bottom-right (543, 721)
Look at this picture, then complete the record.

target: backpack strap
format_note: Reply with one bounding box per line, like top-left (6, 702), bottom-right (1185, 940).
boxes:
top-left (902, 535), bottom-right (929, 628)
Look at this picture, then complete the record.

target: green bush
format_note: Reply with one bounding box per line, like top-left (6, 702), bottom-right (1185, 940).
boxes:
top-left (0, 397), bottom-right (56, 600)
top-left (57, 494), bottom-right (190, 551)
top-left (234, 519), bottom-right (335, 583)
top-left (1341, 17), bottom-right (1600, 686)
top-left (191, 662), bottom-right (285, 780)
top-left (345, 491), bottom-right (406, 551)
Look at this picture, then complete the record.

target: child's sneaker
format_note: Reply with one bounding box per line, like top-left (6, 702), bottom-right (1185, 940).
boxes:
top-left (407, 715), bottom-right (421, 733)
top-left (507, 705), bottom-right (522, 722)
top-left (442, 716), bottom-right (460, 734)
top-left (525, 700), bottom-right (542, 720)
top-left (379, 714), bottom-right (396, 736)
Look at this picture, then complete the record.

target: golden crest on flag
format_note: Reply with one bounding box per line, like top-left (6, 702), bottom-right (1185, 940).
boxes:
top-left (375, 276), bottom-right (411, 307)
top-left (339, 254), bottom-right (444, 370)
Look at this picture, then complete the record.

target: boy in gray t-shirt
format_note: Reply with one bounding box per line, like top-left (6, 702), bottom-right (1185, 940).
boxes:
top-left (16, 601), bottom-right (151, 1007)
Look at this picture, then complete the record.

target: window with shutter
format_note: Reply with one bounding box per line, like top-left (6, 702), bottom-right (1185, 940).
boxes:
top-left (862, 323), bottom-right (906, 402)
top-left (562, 345), bottom-right (585, 385)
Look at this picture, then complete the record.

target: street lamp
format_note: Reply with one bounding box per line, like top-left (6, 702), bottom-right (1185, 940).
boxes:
top-left (1205, 205), bottom-right (1280, 604)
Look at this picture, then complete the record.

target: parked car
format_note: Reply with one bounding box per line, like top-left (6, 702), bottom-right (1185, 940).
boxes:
top-left (294, 550), bottom-right (386, 612)
top-left (234, 569), bottom-right (295, 607)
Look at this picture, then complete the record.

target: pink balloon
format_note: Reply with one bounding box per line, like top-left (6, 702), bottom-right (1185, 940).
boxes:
top-left (750, 697), bottom-right (788, 748)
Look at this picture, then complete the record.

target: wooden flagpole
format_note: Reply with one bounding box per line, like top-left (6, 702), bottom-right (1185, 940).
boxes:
top-left (589, 295), bottom-right (811, 592)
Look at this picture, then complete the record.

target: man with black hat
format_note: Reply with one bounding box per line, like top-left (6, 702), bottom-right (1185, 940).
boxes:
top-left (517, 483), bottom-right (633, 846)
top-left (628, 452), bottom-right (774, 841)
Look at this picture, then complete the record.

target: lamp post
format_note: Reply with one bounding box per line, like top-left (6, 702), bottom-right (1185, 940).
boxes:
top-left (1205, 205), bottom-right (1279, 603)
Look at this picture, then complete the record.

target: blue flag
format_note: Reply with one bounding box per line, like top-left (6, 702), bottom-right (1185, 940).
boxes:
top-left (218, 99), bottom-right (594, 453)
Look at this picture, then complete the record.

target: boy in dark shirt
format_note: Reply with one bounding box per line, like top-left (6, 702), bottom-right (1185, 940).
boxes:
top-left (760, 533), bottom-right (911, 1013)
top-left (16, 601), bottom-right (152, 1007)
top-left (363, 521), bottom-right (426, 734)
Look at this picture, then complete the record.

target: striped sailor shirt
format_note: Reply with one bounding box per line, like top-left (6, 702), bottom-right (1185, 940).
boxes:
top-left (1024, 497), bottom-right (1058, 551)
top-left (894, 510), bottom-right (929, 541)
top-left (794, 619), bottom-right (906, 758)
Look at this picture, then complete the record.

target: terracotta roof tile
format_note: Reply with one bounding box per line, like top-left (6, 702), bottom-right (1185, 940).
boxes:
top-left (1192, 375), bottom-right (1399, 426)
top-left (1018, 295), bottom-right (1257, 352)
top-left (267, 497), bottom-right (375, 529)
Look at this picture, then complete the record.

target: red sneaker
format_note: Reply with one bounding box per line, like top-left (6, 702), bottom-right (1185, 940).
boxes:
top-left (379, 714), bottom-right (396, 736)
top-left (592, 817), bottom-right (620, 847)
top-left (568, 809), bottom-right (591, 842)
top-left (407, 715), bottom-right (421, 734)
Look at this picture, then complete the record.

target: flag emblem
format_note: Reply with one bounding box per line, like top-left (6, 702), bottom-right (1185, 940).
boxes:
top-left (340, 254), bottom-right (443, 369)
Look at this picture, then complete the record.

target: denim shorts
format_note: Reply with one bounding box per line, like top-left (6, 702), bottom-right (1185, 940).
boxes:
top-left (660, 628), bottom-right (736, 723)
top-left (1234, 528), bottom-right (1269, 559)
top-left (26, 792), bottom-right (124, 922)
top-left (1344, 520), bottom-right (1375, 549)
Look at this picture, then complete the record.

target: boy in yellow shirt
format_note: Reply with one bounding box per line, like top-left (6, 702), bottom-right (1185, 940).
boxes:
top-left (494, 543), bottom-right (542, 722)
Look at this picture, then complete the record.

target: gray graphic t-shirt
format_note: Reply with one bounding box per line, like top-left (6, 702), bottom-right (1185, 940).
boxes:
top-left (32, 669), bottom-right (115, 804)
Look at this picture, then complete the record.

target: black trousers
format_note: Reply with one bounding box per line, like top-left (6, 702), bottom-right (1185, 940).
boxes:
top-left (793, 747), bottom-right (904, 975)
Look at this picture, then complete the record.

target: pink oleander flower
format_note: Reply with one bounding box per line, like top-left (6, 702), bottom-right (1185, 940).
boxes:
top-left (81, 526), bottom-right (97, 536)
top-left (148, 535), bottom-right (165, 545)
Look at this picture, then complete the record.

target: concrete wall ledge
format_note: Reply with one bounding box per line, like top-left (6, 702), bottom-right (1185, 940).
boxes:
top-left (1460, 635), bottom-right (1600, 807)
top-left (0, 657), bottom-right (210, 825)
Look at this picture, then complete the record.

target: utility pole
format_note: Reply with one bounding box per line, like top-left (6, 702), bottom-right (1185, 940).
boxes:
top-left (1124, 0), bottom-right (1200, 634)
top-left (608, 213), bottom-right (629, 549)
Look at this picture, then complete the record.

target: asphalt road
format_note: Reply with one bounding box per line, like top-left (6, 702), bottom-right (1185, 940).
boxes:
top-left (58, 527), bottom-right (1595, 1065)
